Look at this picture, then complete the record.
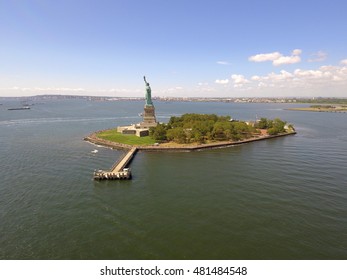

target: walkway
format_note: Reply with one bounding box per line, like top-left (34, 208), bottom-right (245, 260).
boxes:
top-left (111, 147), bottom-right (138, 173)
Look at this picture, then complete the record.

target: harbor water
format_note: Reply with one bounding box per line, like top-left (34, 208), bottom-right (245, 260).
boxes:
top-left (0, 99), bottom-right (346, 259)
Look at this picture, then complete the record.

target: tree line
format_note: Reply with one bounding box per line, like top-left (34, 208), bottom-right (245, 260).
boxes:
top-left (254, 117), bottom-right (291, 135)
top-left (150, 114), bottom-right (291, 144)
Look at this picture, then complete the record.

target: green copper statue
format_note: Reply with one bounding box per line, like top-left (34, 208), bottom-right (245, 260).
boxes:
top-left (143, 76), bottom-right (153, 106)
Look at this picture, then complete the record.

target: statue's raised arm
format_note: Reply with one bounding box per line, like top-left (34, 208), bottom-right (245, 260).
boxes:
top-left (144, 76), bottom-right (148, 84)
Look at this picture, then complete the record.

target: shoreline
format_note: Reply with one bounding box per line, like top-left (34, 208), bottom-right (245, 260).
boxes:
top-left (286, 108), bottom-right (347, 113)
top-left (84, 130), bottom-right (297, 152)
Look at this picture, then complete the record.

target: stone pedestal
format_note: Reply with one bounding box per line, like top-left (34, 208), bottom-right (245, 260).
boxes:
top-left (139, 105), bottom-right (157, 128)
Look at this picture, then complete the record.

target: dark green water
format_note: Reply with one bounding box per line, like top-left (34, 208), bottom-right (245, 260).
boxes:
top-left (0, 100), bottom-right (346, 259)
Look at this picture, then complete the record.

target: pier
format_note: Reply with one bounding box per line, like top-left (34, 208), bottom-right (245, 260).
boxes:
top-left (93, 147), bottom-right (138, 180)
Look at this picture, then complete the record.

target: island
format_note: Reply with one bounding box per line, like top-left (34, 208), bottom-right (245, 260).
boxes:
top-left (84, 77), bottom-right (296, 180)
top-left (85, 114), bottom-right (295, 151)
top-left (85, 115), bottom-right (295, 180)
top-left (287, 104), bottom-right (347, 113)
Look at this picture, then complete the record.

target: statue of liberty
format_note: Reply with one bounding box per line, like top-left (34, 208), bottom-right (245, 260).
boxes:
top-left (143, 76), bottom-right (153, 106)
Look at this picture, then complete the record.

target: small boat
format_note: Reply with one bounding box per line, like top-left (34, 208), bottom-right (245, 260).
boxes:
top-left (91, 149), bottom-right (98, 154)
top-left (8, 106), bottom-right (31, 110)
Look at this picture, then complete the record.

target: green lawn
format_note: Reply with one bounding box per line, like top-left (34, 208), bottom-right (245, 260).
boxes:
top-left (96, 129), bottom-right (156, 146)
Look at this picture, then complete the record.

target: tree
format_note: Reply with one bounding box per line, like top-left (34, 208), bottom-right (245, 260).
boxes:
top-left (150, 123), bottom-right (167, 142)
top-left (267, 118), bottom-right (286, 135)
top-left (166, 127), bottom-right (186, 143)
top-left (231, 121), bottom-right (252, 139)
top-left (256, 118), bottom-right (269, 129)
top-left (212, 121), bottom-right (232, 140)
top-left (192, 130), bottom-right (204, 143)
top-left (149, 113), bottom-right (290, 144)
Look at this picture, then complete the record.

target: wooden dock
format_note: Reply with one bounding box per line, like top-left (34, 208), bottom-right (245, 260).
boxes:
top-left (93, 147), bottom-right (138, 180)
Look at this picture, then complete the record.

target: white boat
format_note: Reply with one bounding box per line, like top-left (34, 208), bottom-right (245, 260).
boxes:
top-left (8, 106), bottom-right (30, 110)
top-left (91, 149), bottom-right (98, 154)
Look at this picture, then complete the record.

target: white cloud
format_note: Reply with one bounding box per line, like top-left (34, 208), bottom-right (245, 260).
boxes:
top-left (294, 69), bottom-right (324, 79)
top-left (273, 55), bottom-right (301, 66)
top-left (215, 79), bottom-right (229, 84)
top-left (231, 75), bottom-right (250, 88)
top-left (319, 65), bottom-right (336, 72)
top-left (248, 52), bottom-right (281, 62)
top-left (292, 49), bottom-right (302, 56)
top-left (308, 51), bottom-right (327, 62)
top-left (215, 62), bottom-right (346, 95)
top-left (217, 61), bottom-right (230, 65)
top-left (268, 70), bottom-right (293, 81)
top-left (231, 74), bottom-right (249, 84)
top-left (214, 75), bottom-right (250, 88)
top-left (196, 82), bottom-right (216, 93)
top-left (340, 59), bottom-right (347, 65)
top-left (253, 64), bottom-right (347, 89)
top-left (249, 49), bottom-right (302, 66)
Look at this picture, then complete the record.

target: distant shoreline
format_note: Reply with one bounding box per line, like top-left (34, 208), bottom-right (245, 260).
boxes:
top-left (286, 107), bottom-right (347, 113)
top-left (2, 94), bottom-right (347, 105)
top-left (84, 130), bottom-right (297, 152)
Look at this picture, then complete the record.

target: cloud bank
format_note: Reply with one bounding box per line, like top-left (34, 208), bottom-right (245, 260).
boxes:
top-left (249, 49), bottom-right (302, 66)
top-left (214, 59), bottom-right (347, 94)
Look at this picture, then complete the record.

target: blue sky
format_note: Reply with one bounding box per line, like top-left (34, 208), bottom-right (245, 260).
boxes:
top-left (1, 0), bottom-right (347, 97)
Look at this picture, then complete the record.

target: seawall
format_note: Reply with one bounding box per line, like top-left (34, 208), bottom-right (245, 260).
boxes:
top-left (84, 130), bottom-right (297, 152)
top-left (84, 129), bottom-right (133, 150)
